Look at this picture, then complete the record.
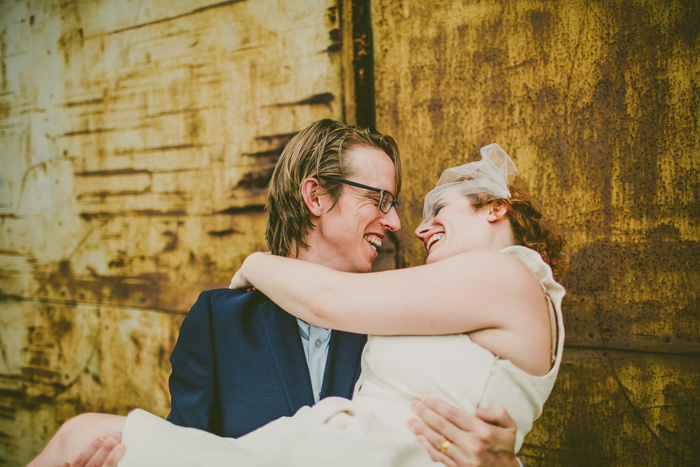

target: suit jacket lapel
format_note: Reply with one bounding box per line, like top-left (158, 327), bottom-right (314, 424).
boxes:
top-left (320, 330), bottom-right (367, 400)
top-left (259, 300), bottom-right (316, 411)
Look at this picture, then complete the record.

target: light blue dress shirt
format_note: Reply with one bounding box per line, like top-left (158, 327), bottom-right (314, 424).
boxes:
top-left (296, 318), bottom-right (332, 403)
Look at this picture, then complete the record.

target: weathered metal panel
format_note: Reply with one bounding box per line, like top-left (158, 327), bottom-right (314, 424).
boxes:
top-left (0, 0), bottom-right (344, 464)
top-left (372, 0), bottom-right (698, 464)
top-left (0, 297), bottom-right (182, 462)
top-left (522, 348), bottom-right (700, 465)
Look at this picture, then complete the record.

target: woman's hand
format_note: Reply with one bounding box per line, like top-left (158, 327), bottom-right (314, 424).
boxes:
top-left (229, 252), bottom-right (270, 290)
top-left (229, 267), bottom-right (251, 290)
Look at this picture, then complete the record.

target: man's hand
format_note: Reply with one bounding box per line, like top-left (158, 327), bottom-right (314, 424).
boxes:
top-left (68, 432), bottom-right (125, 467)
top-left (408, 396), bottom-right (518, 467)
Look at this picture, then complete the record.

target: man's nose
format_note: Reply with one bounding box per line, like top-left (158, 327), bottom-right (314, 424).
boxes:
top-left (381, 206), bottom-right (401, 231)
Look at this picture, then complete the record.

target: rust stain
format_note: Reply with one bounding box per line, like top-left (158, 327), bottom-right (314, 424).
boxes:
top-left (61, 97), bottom-right (105, 107)
top-left (131, 210), bottom-right (187, 217)
top-left (57, 26), bottom-right (84, 64)
top-left (215, 205), bottom-right (266, 215)
top-left (242, 147), bottom-right (285, 158)
top-left (53, 315), bottom-right (73, 340)
top-left (79, 212), bottom-right (114, 220)
top-left (269, 92), bottom-right (335, 107)
top-left (0, 99), bottom-right (10, 118)
top-left (329, 28), bottom-right (340, 42)
top-left (525, 9), bottom-right (553, 44)
top-left (147, 106), bottom-right (221, 118)
top-left (114, 144), bottom-right (207, 156)
top-left (326, 5), bottom-right (338, 24)
top-left (98, 0), bottom-right (248, 37)
top-left (254, 132), bottom-right (298, 143)
top-left (161, 232), bottom-right (178, 252)
top-left (79, 210), bottom-right (186, 219)
top-left (59, 128), bottom-right (118, 137)
top-left (130, 334), bottom-right (142, 365)
top-left (325, 43), bottom-right (341, 53)
top-left (76, 190), bottom-right (151, 202)
top-left (235, 167), bottom-right (275, 190)
top-left (75, 169), bottom-right (152, 177)
top-left (207, 228), bottom-right (237, 237)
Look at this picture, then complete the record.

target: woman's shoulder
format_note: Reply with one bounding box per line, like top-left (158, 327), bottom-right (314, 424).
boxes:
top-left (500, 246), bottom-right (550, 279)
top-left (499, 245), bottom-right (566, 303)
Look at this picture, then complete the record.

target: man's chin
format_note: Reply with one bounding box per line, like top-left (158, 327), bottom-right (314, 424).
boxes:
top-left (357, 258), bottom-right (374, 273)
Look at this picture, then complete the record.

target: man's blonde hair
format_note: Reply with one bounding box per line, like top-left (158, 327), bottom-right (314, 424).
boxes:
top-left (266, 119), bottom-right (402, 257)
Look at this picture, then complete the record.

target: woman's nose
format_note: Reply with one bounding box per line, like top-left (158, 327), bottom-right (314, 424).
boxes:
top-left (414, 222), bottom-right (431, 238)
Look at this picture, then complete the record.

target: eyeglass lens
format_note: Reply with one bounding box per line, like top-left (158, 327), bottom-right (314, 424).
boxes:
top-left (380, 192), bottom-right (394, 213)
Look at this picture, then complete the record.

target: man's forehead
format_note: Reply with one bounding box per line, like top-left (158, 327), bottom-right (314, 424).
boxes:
top-left (345, 147), bottom-right (396, 188)
top-left (344, 145), bottom-right (390, 168)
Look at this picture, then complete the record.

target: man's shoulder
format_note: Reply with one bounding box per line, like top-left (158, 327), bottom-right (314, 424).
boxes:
top-left (191, 288), bottom-right (273, 318)
top-left (196, 287), bottom-right (254, 303)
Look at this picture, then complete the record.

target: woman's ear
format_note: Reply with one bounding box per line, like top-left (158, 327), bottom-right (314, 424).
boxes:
top-left (301, 177), bottom-right (324, 216)
top-left (486, 202), bottom-right (508, 223)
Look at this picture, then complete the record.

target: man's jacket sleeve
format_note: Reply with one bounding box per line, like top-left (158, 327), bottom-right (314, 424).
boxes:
top-left (167, 291), bottom-right (221, 433)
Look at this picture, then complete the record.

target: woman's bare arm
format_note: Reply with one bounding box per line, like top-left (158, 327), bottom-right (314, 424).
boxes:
top-left (232, 251), bottom-right (546, 337)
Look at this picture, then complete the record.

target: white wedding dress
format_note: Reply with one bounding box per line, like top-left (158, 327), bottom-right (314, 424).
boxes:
top-left (120, 246), bottom-right (566, 466)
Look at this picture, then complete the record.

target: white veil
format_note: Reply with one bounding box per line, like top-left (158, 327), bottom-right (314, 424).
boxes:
top-left (421, 143), bottom-right (519, 222)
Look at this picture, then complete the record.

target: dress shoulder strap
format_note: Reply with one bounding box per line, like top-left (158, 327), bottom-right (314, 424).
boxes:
top-left (545, 292), bottom-right (558, 366)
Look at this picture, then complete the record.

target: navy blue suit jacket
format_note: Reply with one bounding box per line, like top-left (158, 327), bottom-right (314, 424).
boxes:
top-left (167, 288), bottom-right (366, 438)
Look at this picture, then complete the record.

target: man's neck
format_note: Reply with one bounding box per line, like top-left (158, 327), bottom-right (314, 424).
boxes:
top-left (291, 246), bottom-right (339, 269)
top-left (290, 241), bottom-right (359, 273)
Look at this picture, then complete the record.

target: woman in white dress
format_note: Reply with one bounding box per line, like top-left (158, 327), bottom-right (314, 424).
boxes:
top-left (31, 144), bottom-right (567, 466)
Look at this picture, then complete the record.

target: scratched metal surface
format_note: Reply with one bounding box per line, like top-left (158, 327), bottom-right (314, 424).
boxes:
top-left (1, 0), bottom-right (698, 465)
top-left (373, 0), bottom-right (699, 464)
top-left (0, 0), bottom-right (343, 464)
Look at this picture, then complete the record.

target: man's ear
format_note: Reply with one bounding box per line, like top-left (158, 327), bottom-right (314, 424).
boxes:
top-left (486, 202), bottom-right (508, 223)
top-left (301, 177), bottom-right (325, 217)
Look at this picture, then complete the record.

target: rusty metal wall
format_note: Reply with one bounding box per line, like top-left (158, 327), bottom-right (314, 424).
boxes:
top-left (0, 0), bottom-right (345, 464)
top-left (373, 0), bottom-right (698, 465)
top-left (1, 0), bottom-right (698, 465)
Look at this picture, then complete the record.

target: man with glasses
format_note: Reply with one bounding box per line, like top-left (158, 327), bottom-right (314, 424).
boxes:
top-left (74, 119), bottom-right (518, 465)
top-left (168, 119), bottom-right (402, 435)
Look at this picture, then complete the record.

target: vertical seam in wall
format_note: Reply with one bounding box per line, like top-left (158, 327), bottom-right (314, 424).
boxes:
top-left (351, 0), bottom-right (376, 129)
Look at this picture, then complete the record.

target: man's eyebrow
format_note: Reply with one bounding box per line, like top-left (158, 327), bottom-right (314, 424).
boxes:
top-left (362, 190), bottom-right (382, 199)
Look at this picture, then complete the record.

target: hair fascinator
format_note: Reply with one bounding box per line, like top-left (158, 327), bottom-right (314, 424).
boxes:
top-left (421, 143), bottom-right (519, 222)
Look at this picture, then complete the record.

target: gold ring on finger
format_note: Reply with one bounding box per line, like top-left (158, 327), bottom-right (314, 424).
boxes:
top-left (439, 439), bottom-right (452, 454)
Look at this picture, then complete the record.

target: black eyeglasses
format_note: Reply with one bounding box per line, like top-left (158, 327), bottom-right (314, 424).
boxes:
top-left (321, 176), bottom-right (399, 214)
